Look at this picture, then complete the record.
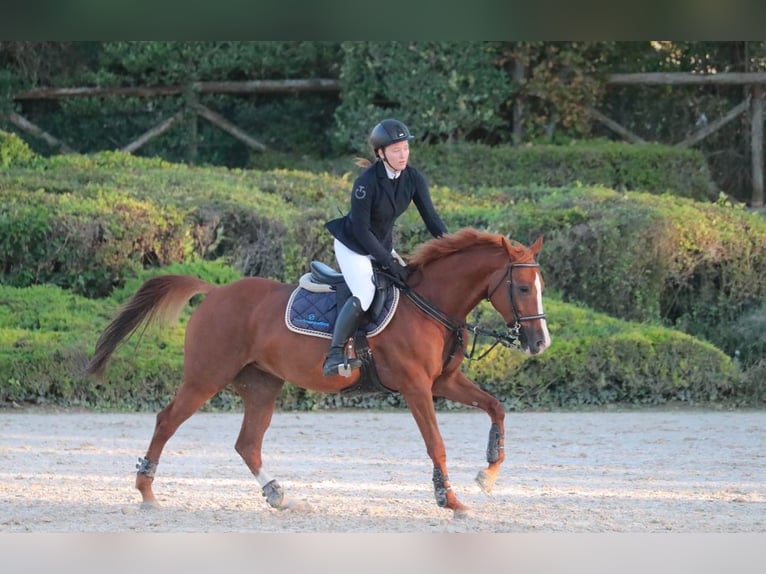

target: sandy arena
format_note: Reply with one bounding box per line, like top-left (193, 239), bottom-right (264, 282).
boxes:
top-left (1, 409), bottom-right (764, 533)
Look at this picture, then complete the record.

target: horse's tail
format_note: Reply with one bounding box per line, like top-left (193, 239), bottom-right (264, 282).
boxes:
top-left (85, 275), bottom-right (215, 378)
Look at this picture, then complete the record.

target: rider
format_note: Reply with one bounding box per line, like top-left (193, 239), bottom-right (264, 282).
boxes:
top-left (322, 118), bottom-right (449, 377)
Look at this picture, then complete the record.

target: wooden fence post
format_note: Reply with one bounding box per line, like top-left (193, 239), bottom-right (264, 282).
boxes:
top-left (183, 83), bottom-right (199, 164)
top-left (751, 85), bottom-right (765, 208)
top-left (512, 59), bottom-right (525, 146)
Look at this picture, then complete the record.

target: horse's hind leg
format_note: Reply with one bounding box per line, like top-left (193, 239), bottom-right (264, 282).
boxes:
top-left (432, 370), bottom-right (506, 494)
top-left (231, 366), bottom-right (304, 511)
top-left (136, 378), bottom-right (227, 508)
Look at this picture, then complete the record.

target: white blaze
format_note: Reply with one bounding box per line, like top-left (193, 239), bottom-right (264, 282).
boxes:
top-left (535, 273), bottom-right (551, 351)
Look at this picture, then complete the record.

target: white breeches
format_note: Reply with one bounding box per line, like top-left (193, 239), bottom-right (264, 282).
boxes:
top-left (334, 239), bottom-right (376, 311)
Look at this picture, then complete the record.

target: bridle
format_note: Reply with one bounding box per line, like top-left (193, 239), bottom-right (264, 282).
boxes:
top-left (383, 259), bottom-right (547, 365)
top-left (486, 261), bottom-right (547, 339)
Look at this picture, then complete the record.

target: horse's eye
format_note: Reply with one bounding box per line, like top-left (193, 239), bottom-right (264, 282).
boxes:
top-left (518, 285), bottom-right (530, 294)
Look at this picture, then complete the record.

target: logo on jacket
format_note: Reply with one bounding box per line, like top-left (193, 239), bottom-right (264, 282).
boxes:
top-left (354, 185), bottom-right (367, 199)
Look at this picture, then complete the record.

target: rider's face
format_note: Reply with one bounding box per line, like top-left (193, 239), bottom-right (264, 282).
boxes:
top-left (380, 141), bottom-right (410, 172)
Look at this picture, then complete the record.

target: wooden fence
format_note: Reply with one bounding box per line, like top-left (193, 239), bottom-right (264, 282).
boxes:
top-left (4, 75), bottom-right (765, 207)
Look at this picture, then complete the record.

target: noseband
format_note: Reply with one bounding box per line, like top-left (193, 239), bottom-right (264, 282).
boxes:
top-left (486, 262), bottom-right (547, 337)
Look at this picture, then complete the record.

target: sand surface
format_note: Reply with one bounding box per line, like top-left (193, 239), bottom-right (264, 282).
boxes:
top-left (1, 409), bottom-right (764, 533)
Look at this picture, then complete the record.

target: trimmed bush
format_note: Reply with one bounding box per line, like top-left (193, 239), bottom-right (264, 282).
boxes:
top-left (413, 141), bottom-right (717, 201)
top-left (0, 261), bottom-right (241, 409)
top-left (0, 187), bottom-right (188, 297)
top-left (2, 267), bottom-right (756, 411)
top-left (1, 149), bottom-right (763, 412)
top-left (0, 129), bottom-right (37, 169)
top-left (419, 185), bottom-right (766, 349)
top-left (462, 299), bottom-right (745, 409)
top-left (248, 142), bottom-right (718, 203)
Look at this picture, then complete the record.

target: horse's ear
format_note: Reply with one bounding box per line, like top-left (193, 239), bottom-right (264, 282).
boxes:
top-left (529, 235), bottom-right (544, 259)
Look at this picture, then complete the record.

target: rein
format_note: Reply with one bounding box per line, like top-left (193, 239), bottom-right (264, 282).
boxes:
top-left (400, 287), bottom-right (469, 365)
top-left (404, 288), bottom-right (520, 365)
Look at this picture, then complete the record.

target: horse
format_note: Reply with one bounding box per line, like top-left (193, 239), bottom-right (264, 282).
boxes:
top-left (85, 227), bottom-right (551, 517)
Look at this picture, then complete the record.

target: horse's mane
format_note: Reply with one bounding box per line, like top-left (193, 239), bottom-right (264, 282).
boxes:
top-left (408, 227), bottom-right (533, 268)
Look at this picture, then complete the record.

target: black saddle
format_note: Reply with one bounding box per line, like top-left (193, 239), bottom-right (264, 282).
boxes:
top-left (309, 261), bottom-right (345, 286)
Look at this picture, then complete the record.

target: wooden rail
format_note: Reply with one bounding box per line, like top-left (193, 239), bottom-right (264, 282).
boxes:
top-left (5, 74), bottom-right (766, 205)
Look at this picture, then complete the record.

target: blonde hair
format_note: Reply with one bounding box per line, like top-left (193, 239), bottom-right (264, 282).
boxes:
top-left (354, 157), bottom-right (373, 169)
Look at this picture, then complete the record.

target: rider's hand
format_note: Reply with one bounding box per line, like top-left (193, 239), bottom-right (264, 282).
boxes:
top-left (385, 259), bottom-right (410, 285)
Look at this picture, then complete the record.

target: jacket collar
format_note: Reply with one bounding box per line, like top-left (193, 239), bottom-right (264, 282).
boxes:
top-left (376, 160), bottom-right (404, 180)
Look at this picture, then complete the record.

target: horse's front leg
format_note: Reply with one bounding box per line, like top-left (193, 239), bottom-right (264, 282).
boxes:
top-left (400, 384), bottom-right (470, 517)
top-left (432, 370), bottom-right (505, 494)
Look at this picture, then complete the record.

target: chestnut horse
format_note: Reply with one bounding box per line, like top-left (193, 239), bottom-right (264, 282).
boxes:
top-left (86, 227), bottom-right (551, 517)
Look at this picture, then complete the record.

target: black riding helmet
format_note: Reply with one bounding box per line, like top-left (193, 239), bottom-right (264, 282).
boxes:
top-left (369, 119), bottom-right (415, 151)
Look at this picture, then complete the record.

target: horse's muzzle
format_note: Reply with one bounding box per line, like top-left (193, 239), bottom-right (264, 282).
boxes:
top-left (518, 322), bottom-right (551, 355)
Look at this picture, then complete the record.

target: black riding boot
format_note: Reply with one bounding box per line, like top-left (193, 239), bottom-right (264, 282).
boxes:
top-left (322, 296), bottom-right (364, 377)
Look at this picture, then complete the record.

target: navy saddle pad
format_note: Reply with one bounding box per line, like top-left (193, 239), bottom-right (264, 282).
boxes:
top-left (285, 283), bottom-right (400, 339)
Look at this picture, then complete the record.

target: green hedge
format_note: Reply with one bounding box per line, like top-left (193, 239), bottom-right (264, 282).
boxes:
top-left (250, 141), bottom-right (721, 202)
top-left (527, 189), bottom-right (766, 358)
top-left (0, 187), bottom-right (188, 297)
top-left (0, 130), bottom-right (37, 168)
top-left (463, 299), bottom-right (746, 409)
top-left (1, 151), bottom-right (479, 291)
top-left (391, 185), bottom-right (765, 363)
top-left (0, 271), bottom-right (756, 410)
top-left (2, 150), bottom-right (762, 362)
top-left (413, 141), bottom-right (717, 201)
top-left (0, 260), bottom-right (240, 409)
top-left (1, 147), bottom-right (763, 411)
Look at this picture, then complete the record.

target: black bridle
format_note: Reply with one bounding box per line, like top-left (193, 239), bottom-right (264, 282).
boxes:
top-left (485, 262), bottom-right (547, 339)
top-left (384, 260), bottom-right (547, 365)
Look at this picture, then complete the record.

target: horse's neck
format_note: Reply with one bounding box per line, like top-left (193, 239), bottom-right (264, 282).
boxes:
top-left (417, 251), bottom-right (503, 319)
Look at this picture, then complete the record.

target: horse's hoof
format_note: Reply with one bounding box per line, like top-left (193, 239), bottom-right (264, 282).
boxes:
top-left (453, 506), bottom-right (470, 519)
top-left (476, 469), bottom-right (496, 494)
top-left (139, 500), bottom-right (161, 511)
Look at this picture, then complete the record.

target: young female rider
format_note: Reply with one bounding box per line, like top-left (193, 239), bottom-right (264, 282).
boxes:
top-left (322, 119), bottom-right (448, 377)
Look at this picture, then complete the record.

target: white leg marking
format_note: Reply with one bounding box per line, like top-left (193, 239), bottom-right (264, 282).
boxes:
top-left (255, 468), bottom-right (274, 487)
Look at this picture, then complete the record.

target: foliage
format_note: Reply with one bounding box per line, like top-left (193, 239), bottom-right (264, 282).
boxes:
top-left (494, 42), bottom-right (617, 142)
top-left (476, 186), bottom-right (766, 349)
top-left (0, 261), bottom-right (240, 409)
top-left (0, 151), bottom-right (356, 286)
top-left (0, 129), bottom-right (38, 168)
top-left (3, 41), bottom-right (766, 206)
top-left (96, 42), bottom-right (342, 84)
top-left (2, 148), bottom-right (762, 354)
top-left (412, 140), bottom-right (716, 200)
top-left (1, 42), bottom-right (344, 165)
top-left (703, 304), bottom-right (766, 369)
top-left (2, 282), bottom-right (757, 410)
top-left (0, 148), bottom-right (763, 411)
top-left (0, 186), bottom-right (189, 297)
top-left (461, 299), bottom-right (746, 409)
top-left (334, 42), bottom-right (513, 152)
top-left (249, 141), bottom-right (716, 201)
top-left (595, 41), bottom-right (764, 204)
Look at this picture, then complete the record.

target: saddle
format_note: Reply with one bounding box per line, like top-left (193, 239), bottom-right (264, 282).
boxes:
top-left (284, 262), bottom-right (400, 395)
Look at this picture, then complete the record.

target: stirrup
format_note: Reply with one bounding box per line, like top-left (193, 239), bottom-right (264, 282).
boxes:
top-left (323, 351), bottom-right (362, 377)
